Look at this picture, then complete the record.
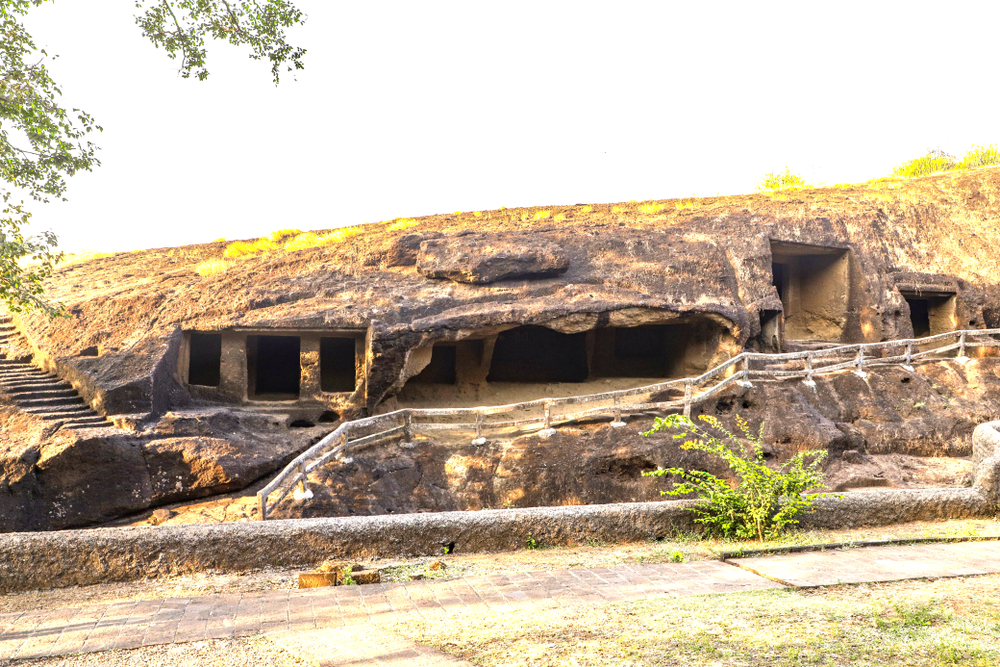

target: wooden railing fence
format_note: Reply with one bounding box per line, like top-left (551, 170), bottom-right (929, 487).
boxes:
top-left (257, 328), bottom-right (1000, 519)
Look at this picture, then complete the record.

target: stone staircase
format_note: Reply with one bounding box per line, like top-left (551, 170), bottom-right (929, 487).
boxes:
top-left (0, 317), bottom-right (112, 430)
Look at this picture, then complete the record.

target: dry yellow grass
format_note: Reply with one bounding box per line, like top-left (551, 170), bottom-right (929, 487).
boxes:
top-left (268, 229), bottom-right (302, 243)
top-left (62, 249), bottom-right (114, 265)
top-left (194, 259), bottom-right (229, 277)
top-left (638, 201), bottom-right (665, 214)
top-left (282, 227), bottom-right (363, 252)
top-left (223, 238), bottom-right (278, 258)
top-left (386, 218), bottom-right (418, 232)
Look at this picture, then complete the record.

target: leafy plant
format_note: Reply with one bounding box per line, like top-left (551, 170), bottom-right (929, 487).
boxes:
top-left (643, 414), bottom-right (828, 541)
top-left (339, 566), bottom-right (356, 586)
top-left (526, 532), bottom-right (539, 549)
top-left (758, 168), bottom-right (806, 192)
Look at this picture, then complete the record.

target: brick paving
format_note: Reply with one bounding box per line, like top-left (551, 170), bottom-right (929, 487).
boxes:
top-left (0, 560), bottom-right (776, 664)
top-left (1, 540), bottom-right (998, 665)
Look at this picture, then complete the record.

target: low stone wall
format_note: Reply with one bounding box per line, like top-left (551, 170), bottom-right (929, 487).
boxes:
top-left (1, 421), bottom-right (998, 594)
top-left (974, 420), bottom-right (1000, 503)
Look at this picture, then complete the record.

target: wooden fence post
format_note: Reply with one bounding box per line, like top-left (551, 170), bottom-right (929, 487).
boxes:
top-left (611, 395), bottom-right (625, 428)
top-left (854, 347), bottom-right (867, 378)
top-left (472, 412), bottom-right (486, 445)
top-left (539, 400), bottom-right (557, 438)
top-left (803, 353), bottom-right (816, 389)
top-left (683, 381), bottom-right (693, 418)
top-left (957, 331), bottom-right (970, 362)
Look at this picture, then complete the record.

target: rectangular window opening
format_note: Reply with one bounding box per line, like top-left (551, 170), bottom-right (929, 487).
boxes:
top-left (903, 293), bottom-right (956, 338)
top-left (770, 242), bottom-right (850, 342)
top-left (188, 333), bottom-right (222, 387)
top-left (247, 335), bottom-right (301, 400)
top-left (320, 337), bottom-right (358, 393)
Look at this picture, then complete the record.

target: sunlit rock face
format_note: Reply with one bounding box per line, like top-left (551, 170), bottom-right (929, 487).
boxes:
top-left (3, 168), bottom-right (1000, 530)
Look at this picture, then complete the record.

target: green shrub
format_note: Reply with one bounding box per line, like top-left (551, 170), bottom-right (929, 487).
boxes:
top-left (642, 414), bottom-right (827, 541)
top-left (959, 144), bottom-right (1000, 169)
top-left (758, 168), bottom-right (806, 192)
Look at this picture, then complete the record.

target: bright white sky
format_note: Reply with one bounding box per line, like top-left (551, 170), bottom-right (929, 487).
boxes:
top-left (19, 1), bottom-right (1000, 253)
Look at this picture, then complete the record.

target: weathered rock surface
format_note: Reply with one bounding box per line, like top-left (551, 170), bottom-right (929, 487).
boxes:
top-left (0, 406), bottom-right (319, 532)
top-left (2, 169), bottom-right (1000, 531)
top-left (416, 234), bottom-right (570, 283)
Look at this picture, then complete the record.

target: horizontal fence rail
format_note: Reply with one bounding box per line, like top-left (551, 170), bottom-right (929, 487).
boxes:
top-left (257, 328), bottom-right (1000, 519)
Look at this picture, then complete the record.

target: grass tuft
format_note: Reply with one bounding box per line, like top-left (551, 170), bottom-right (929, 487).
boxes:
top-left (195, 259), bottom-right (229, 276)
top-left (893, 154), bottom-right (957, 179)
top-left (959, 144), bottom-right (1000, 169)
top-left (283, 226), bottom-right (363, 252)
top-left (268, 229), bottom-right (302, 243)
top-left (758, 168), bottom-right (807, 192)
top-left (578, 204), bottom-right (593, 214)
top-left (533, 210), bottom-right (551, 220)
top-left (386, 218), bottom-right (418, 232)
top-left (638, 201), bottom-right (665, 214)
top-left (223, 238), bottom-right (278, 258)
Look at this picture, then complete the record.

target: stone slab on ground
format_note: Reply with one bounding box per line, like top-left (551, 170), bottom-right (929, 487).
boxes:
top-left (730, 539), bottom-right (1000, 587)
top-left (269, 625), bottom-right (473, 666)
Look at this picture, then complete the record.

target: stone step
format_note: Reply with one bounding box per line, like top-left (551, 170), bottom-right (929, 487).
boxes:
top-left (27, 405), bottom-right (93, 417)
top-left (62, 421), bottom-right (113, 430)
top-left (2, 379), bottom-right (72, 390)
top-left (5, 388), bottom-right (78, 400)
top-left (0, 375), bottom-right (64, 388)
top-left (0, 371), bottom-right (53, 378)
top-left (35, 410), bottom-right (98, 421)
top-left (17, 396), bottom-right (84, 409)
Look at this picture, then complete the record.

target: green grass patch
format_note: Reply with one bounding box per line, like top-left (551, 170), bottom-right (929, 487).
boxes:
top-left (395, 575), bottom-right (1000, 666)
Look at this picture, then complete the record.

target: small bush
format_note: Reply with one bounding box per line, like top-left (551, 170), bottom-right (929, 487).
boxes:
top-left (578, 204), bottom-right (593, 214)
top-left (533, 210), bottom-right (551, 220)
top-left (386, 218), bottom-right (417, 232)
top-left (758, 168), bottom-right (806, 192)
top-left (283, 226), bottom-right (363, 253)
top-left (553, 212), bottom-right (566, 223)
top-left (268, 228), bottom-right (302, 243)
top-left (959, 144), bottom-right (1000, 169)
top-left (195, 259), bottom-right (228, 276)
top-left (223, 237), bottom-right (278, 258)
top-left (638, 201), bottom-right (665, 214)
top-left (643, 414), bottom-right (827, 541)
top-left (892, 152), bottom-right (957, 178)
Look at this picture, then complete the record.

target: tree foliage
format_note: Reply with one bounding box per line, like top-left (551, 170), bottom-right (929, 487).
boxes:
top-left (0, 0), bottom-right (306, 315)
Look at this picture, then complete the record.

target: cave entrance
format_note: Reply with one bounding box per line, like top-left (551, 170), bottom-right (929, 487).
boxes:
top-left (247, 335), bottom-right (300, 400)
top-left (487, 326), bottom-right (588, 383)
top-left (320, 337), bottom-right (358, 393)
top-left (591, 319), bottom-right (723, 379)
top-left (901, 292), bottom-right (956, 338)
top-left (409, 344), bottom-right (458, 385)
top-left (187, 332), bottom-right (222, 387)
top-left (770, 241), bottom-right (850, 341)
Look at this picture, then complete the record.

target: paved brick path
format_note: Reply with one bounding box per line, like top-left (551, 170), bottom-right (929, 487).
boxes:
top-left (1, 540), bottom-right (998, 666)
top-left (0, 561), bottom-right (776, 664)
